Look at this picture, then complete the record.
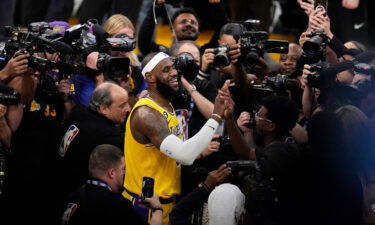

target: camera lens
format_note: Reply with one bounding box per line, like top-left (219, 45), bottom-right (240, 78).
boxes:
top-left (245, 51), bottom-right (259, 67)
top-left (213, 54), bottom-right (230, 68)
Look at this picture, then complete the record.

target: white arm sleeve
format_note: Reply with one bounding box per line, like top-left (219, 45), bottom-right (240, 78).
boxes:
top-left (160, 118), bottom-right (219, 165)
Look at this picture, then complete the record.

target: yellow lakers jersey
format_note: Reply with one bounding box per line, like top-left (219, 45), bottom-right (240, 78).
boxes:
top-left (123, 97), bottom-right (182, 198)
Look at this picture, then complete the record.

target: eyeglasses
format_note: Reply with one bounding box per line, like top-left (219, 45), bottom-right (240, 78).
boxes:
top-left (255, 112), bottom-right (273, 123)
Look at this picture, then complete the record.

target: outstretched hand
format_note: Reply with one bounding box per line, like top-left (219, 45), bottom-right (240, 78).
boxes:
top-left (213, 80), bottom-right (231, 118)
top-left (216, 80), bottom-right (234, 119)
top-left (204, 164), bottom-right (231, 189)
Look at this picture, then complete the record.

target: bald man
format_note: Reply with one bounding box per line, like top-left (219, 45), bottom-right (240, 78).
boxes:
top-left (58, 82), bottom-right (131, 197)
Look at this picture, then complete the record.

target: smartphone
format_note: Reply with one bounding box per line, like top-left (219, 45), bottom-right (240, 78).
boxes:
top-left (141, 177), bottom-right (154, 199)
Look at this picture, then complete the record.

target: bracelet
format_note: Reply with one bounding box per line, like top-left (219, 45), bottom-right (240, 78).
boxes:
top-left (188, 84), bottom-right (197, 95)
top-left (152, 206), bottom-right (163, 213)
top-left (199, 182), bottom-right (213, 192)
top-left (211, 113), bottom-right (222, 122)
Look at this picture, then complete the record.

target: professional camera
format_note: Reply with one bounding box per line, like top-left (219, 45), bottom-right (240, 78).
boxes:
top-left (212, 44), bottom-right (230, 68)
top-left (302, 30), bottom-right (329, 64)
top-left (267, 75), bottom-right (300, 92)
top-left (249, 75), bottom-right (300, 96)
top-left (108, 33), bottom-right (136, 52)
top-left (96, 53), bottom-right (130, 80)
top-left (226, 160), bottom-right (277, 222)
top-left (306, 61), bottom-right (331, 89)
top-left (174, 52), bottom-right (199, 82)
top-left (240, 20), bottom-right (289, 68)
top-left (0, 84), bottom-right (20, 106)
top-left (13, 50), bottom-right (55, 72)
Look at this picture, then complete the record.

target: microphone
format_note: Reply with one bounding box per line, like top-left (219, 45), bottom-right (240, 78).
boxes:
top-left (92, 24), bottom-right (109, 42)
top-left (320, 51), bottom-right (375, 77)
top-left (50, 41), bottom-right (73, 55)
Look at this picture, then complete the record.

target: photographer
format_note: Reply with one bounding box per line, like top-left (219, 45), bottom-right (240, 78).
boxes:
top-left (223, 91), bottom-right (302, 224)
top-left (74, 14), bottom-right (145, 108)
top-left (0, 48), bottom-right (76, 223)
top-left (200, 23), bottom-right (262, 119)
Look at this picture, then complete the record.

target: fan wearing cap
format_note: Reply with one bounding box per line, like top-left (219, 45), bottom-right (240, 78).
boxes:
top-left (123, 52), bottom-right (228, 224)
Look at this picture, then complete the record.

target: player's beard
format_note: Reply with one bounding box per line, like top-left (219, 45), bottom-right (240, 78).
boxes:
top-left (156, 77), bottom-right (181, 101)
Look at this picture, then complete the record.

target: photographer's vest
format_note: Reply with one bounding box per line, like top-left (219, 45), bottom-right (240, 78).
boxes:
top-left (123, 97), bottom-right (182, 199)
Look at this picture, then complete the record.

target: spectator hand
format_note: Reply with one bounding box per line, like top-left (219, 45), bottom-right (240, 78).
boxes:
top-left (237, 111), bottom-right (252, 133)
top-left (309, 7), bottom-right (333, 38)
top-left (342, 0), bottom-right (359, 9)
top-left (213, 80), bottom-right (231, 118)
top-left (302, 64), bottom-right (312, 87)
top-left (2, 53), bottom-right (29, 77)
top-left (0, 104), bottom-right (7, 118)
top-left (208, 0), bottom-right (220, 3)
top-left (228, 44), bottom-right (241, 65)
top-left (86, 52), bottom-right (99, 70)
top-left (56, 79), bottom-right (71, 101)
top-left (200, 136), bottom-right (220, 158)
top-left (216, 81), bottom-right (234, 119)
top-left (204, 164), bottom-right (231, 189)
top-left (201, 48), bottom-right (215, 73)
top-left (299, 31), bottom-right (310, 47)
top-left (140, 193), bottom-right (162, 209)
top-left (297, 0), bottom-right (315, 16)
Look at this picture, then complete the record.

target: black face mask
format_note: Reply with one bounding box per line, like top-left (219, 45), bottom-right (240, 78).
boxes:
top-left (156, 77), bottom-right (181, 101)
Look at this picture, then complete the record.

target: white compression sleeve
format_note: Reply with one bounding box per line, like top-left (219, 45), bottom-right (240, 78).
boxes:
top-left (160, 118), bottom-right (219, 165)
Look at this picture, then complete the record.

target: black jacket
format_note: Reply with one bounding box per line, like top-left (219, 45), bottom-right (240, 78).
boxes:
top-left (57, 105), bottom-right (124, 197)
top-left (62, 182), bottom-right (148, 225)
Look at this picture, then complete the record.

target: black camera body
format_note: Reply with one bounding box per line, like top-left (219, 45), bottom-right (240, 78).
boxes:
top-left (240, 20), bottom-right (289, 68)
top-left (307, 61), bottom-right (331, 89)
top-left (96, 53), bottom-right (130, 80)
top-left (107, 33), bottom-right (136, 52)
top-left (303, 30), bottom-right (329, 64)
top-left (267, 75), bottom-right (300, 92)
top-left (174, 52), bottom-right (199, 82)
top-left (226, 160), bottom-right (277, 222)
top-left (13, 50), bottom-right (55, 72)
top-left (212, 44), bottom-right (230, 68)
top-left (0, 84), bottom-right (20, 106)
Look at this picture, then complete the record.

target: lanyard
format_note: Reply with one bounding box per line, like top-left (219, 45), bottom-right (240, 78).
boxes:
top-left (87, 179), bottom-right (112, 192)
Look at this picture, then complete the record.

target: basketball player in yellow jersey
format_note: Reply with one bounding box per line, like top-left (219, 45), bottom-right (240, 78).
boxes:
top-left (123, 52), bottom-right (229, 224)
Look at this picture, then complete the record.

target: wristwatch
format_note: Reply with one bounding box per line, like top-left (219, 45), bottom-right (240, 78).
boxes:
top-left (188, 84), bottom-right (197, 95)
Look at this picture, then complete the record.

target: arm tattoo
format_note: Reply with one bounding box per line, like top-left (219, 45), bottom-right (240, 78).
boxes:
top-left (131, 106), bottom-right (170, 148)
